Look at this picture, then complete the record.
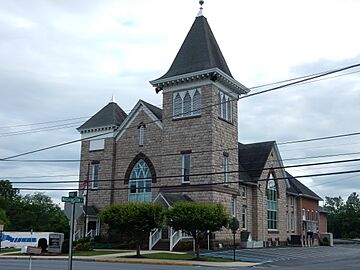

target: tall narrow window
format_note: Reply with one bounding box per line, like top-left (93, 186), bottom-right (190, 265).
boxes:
top-left (232, 196), bottom-right (237, 217)
top-left (128, 159), bottom-right (152, 202)
top-left (193, 90), bottom-right (201, 114)
top-left (241, 186), bottom-right (247, 198)
top-left (218, 90), bottom-right (233, 122)
top-left (242, 206), bottom-right (248, 230)
top-left (291, 211), bottom-right (295, 232)
top-left (223, 154), bottom-right (229, 184)
top-left (226, 98), bottom-right (232, 121)
top-left (302, 209), bottom-right (306, 220)
top-left (267, 174), bottom-right (278, 230)
top-left (138, 124), bottom-right (145, 146)
top-left (183, 92), bottom-right (192, 116)
top-left (182, 154), bottom-right (191, 183)
top-left (173, 93), bottom-right (182, 117)
top-left (221, 95), bottom-right (227, 119)
top-left (90, 163), bottom-right (100, 189)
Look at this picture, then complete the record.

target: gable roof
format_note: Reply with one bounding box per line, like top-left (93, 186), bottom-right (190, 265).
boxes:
top-left (140, 100), bottom-right (163, 121)
top-left (154, 192), bottom-right (193, 208)
top-left (286, 171), bottom-right (323, 201)
top-left (238, 141), bottom-right (275, 179)
top-left (78, 101), bottom-right (127, 130)
top-left (155, 15), bottom-right (232, 81)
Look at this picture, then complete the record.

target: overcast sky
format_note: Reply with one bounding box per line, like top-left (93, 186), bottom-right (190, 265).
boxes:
top-left (0, 0), bottom-right (359, 206)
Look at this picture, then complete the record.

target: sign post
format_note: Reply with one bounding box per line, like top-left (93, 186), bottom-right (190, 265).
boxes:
top-left (61, 191), bottom-right (84, 270)
top-left (0, 224), bottom-right (4, 252)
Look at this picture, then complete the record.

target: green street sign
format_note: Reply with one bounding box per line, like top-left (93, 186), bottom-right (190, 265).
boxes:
top-left (74, 197), bottom-right (84, 204)
top-left (61, 196), bottom-right (72, 203)
top-left (69, 191), bottom-right (77, 198)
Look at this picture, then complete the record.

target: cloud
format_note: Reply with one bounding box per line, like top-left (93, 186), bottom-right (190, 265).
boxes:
top-left (0, 0), bottom-right (359, 203)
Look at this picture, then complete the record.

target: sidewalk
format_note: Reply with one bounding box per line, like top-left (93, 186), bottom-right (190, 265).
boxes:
top-left (0, 250), bottom-right (258, 267)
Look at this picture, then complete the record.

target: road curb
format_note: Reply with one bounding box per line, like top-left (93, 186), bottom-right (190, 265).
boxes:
top-left (95, 258), bottom-right (194, 266)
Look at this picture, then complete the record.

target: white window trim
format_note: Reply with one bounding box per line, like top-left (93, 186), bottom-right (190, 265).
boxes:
top-left (90, 163), bottom-right (99, 189)
top-left (223, 155), bottom-right (228, 184)
top-left (139, 125), bottom-right (145, 146)
top-left (232, 196), bottom-right (237, 217)
top-left (242, 206), bottom-right (248, 230)
top-left (173, 88), bottom-right (201, 119)
top-left (181, 154), bottom-right (191, 183)
top-left (218, 90), bottom-right (232, 122)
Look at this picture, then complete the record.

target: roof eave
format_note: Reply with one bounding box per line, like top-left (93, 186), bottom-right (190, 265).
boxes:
top-left (150, 68), bottom-right (249, 95)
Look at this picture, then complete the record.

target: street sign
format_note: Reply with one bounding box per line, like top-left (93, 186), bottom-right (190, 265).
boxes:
top-left (69, 191), bottom-right (77, 198)
top-left (74, 197), bottom-right (84, 204)
top-left (64, 202), bottom-right (83, 220)
top-left (62, 197), bottom-right (72, 203)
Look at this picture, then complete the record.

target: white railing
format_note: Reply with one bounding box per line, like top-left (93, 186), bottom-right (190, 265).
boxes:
top-left (149, 228), bottom-right (162, 250)
top-left (74, 230), bottom-right (81, 241)
top-left (170, 228), bottom-right (192, 251)
top-left (86, 229), bottom-right (97, 239)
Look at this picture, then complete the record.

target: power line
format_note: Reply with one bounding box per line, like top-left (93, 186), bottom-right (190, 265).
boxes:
top-left (278, 131), bottom-right (360, 145)
top-left (8, 157), bottom-right (360, 184)
top-left (1, 63), bottom-right (360, 161)
top-left (11, 168), bottom-right (360, 191)
top-left (239, 63), bottom-right (360, 100)
top-left (0, 116), bottom-right (90, 129)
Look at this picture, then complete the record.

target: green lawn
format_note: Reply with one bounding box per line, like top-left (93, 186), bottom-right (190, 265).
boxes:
top-left (0, 249), bottom-right (20, 254)
top-left (128, 252), bottom-right (234, 262)
top-left (71, 250), bottom-right (128, 256)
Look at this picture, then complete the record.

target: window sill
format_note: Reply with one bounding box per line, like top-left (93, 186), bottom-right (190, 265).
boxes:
top-left (89, 149), bottom-right (104, 152)
top-left (173, 114), bottom-right (201, 121)
top-left (182, 181), bottom-right (190, 185)
top-left (218, 116), bottom-right (233, 125)
top-left (268, 230), bottom-right (279, 234)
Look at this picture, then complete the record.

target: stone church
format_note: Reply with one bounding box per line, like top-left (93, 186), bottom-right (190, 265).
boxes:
top-left (76, 8), bottom-right (327, 249)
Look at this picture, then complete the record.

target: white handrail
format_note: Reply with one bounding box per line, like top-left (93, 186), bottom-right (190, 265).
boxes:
top-left (149, 229), bottom-right (162, 250)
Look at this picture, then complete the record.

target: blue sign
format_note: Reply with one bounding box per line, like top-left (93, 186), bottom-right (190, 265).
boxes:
top-left (0, 234), bottom-right (36, 243)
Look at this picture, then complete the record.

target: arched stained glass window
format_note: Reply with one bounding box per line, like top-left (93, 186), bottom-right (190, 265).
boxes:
top-left (128, 159), bottom-right (152, 202)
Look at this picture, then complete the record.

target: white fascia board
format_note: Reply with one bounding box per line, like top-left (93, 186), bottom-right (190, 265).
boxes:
top-left (150, 68), bottom-right (250, 95)
top-left (272, 142), bottom-right (289, 187)
top-left (115, 101), bottom-right (162, 141)
top-left (80, 129), bottom-right (115, 140)
top-left (153, 193), bottom-right (171, 208)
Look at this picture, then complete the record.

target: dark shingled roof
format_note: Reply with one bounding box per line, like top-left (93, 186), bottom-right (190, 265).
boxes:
top-left (238, 141), bottom-right (275, 179)
top-left (161, 193), bottom-right (193, 206)
top-left (140, 100), bottom-right (163, 121)
top-left (83, 206), bottom-right (98, 216)
top-left (156, 15), bottom-right (233, 81)
top-left (78, 102), bottom-right (127, 130)
top-left (286, 171), bottom-right (323, 201)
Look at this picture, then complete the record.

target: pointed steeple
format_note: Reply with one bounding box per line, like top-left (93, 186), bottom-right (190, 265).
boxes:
top-left (155, 15), bottom-right (233, 81)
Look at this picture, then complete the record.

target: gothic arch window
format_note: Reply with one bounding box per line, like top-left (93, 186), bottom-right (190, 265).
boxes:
top-left (173, 93), bottom-right (182, 117)
top-left (125, 153), bottom-right (156, 202)
top-left (172, 88), bottom-right (201, 118)
top-left (183, 92), bottom-right (191, 116)
top-left (267, 173), bottom-right (278, 230)
top-left (128, 160), bottom-right (152, 202)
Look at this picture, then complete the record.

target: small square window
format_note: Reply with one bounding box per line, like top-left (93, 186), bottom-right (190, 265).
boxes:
top-left (241, 186), bottom-right (247, 198)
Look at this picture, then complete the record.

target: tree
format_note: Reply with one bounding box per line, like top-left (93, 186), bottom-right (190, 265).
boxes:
top-left (324, 193), bottom-right (360, 239)
top-left (0, 209), bottom-right (10, 229)
top-left (100, 202), bottom-right (164, 257)
top-left (166, 202), bottom-right (230, 259)
top-left (0, 180), bottom-right (19, 200)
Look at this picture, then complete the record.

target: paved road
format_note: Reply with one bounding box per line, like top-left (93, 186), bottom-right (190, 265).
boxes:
top-left (203, 244), bottom-right (360, 268)
top-left (2, 245), bottom-right (360, 269)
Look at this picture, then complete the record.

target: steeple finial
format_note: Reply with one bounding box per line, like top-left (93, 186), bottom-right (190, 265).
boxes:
top-left (197, 0), bottom-right (204, 17)
top-left (110, 94), bottom-right (116, 103)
